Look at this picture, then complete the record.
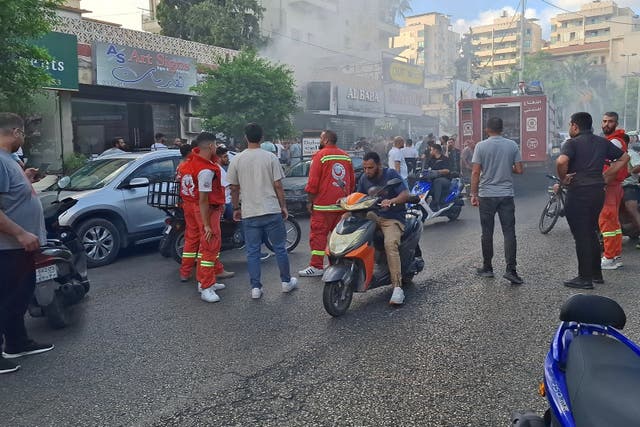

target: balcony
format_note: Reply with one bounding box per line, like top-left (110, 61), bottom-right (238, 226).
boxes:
top-left (289, 0), bottom-right (338, 13)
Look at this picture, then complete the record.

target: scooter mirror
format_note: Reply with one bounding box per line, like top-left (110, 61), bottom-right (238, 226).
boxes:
top-left (386, 178), bottom-right (402, 187)
top-left (368, 186), bottom-right (381, 196)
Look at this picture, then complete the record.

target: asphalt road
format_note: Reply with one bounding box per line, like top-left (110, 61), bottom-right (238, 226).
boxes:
top-left (3, 169), bottom-right (640, 427)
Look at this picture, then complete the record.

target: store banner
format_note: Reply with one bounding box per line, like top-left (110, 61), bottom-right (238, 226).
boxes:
top-left (94, 42), bottom-right (197, 95)
top-left (383, 58), bottom-right (424, 87)
top-left (384, 84), bottom-right (426, 116)
top-left (337, 86), bottom-right (384, 118)
top-left (31, 32), bottom-right (79, 91)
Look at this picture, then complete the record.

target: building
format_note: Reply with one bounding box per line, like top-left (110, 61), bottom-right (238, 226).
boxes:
top-left (470, 11), bottom-right (543, 80)
top-left (141, 0), bottom-right (161, 34)
top-left (22, 1), bottom-right (235, 172)
top-left (549, 0), bottom-right (640, 49)
top-left (390, 12), bottom-right (460, 134)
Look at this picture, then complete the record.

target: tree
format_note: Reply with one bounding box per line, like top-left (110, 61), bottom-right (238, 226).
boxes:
top-left (0, 0), bottom-right (62, 114)
top-left (195, 50), bottom-right (299, 140)
top-left (389, 0), bottom-right (413, 20)
top-left (156, 0), bottom-right (265, 50)
top-left (455, 29), bottom-right (480, 82)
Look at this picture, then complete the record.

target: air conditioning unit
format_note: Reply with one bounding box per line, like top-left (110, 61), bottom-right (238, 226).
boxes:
top-left (187, 117), bottom-right (203, 134)
top-left (186, 97), bottom-right (200, 115)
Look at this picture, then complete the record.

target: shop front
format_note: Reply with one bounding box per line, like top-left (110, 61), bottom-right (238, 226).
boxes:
top-left (334, 85), bottom-right (384, 147)
top-left (25, 31), bottom-right (79, 172)
top-left (71, 42), bottom-right (197, 155)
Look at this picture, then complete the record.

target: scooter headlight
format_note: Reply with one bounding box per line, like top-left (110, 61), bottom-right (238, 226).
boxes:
top-left (328, 228), bottom-right (366, 256)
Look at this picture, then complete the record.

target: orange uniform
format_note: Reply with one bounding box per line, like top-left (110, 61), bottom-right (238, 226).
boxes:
top-left (305, 146), bottom-right (355, 269)
top-left (179, 150), bottom-right (226, 288)
top-left (599, 129), bottom-right (628, 260)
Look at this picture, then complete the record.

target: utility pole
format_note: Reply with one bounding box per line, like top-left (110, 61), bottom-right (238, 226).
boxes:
top-left (621, 53), bottom-right (637, 129)
top-left (636, 74), bottom-right (640, 131)
top-left (519, 0), bottom-right (526, 83)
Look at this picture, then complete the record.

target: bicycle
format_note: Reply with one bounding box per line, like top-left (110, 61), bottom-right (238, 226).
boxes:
top-left (539, 174), bottom-right (566, 234)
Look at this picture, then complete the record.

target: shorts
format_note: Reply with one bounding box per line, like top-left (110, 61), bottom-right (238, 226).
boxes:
top-left (623, 185), bottom-right (640, 202)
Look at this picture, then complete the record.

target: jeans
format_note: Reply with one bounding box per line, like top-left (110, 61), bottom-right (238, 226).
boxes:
top-left (565, 186), bottom-right (605, 281)
top-left (243, 213), bottom-right (291, 288)
top-left (479, 197), bottom-right (517, 272)
top-left (0, 249), bottom-right (35, 349)
top-left (430, 177), bottom-right (451, 209)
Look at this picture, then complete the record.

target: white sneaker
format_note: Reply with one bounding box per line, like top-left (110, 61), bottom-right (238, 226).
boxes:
top-left (201, 287), bottom-right (220, 303)
top-left (282, 277), bottom-right (298, 293)
top-left (601, 257), bottom-right (620, 270)
top-left (251, 287), bottom-right (263, 299)
top-left (389, 287), bottom-right (405, 305)
top-left (614, 256), bottom-right (624, 268)
top-left (197, 282), bottom-right (226, 293)
top-left (298, 266), bottom-right (324, 277)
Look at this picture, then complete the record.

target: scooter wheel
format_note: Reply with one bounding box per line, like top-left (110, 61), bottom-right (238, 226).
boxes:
top-left (323, 280), bottom-right (353, 317)
top-left (44, 292), bottom-right (70, 329)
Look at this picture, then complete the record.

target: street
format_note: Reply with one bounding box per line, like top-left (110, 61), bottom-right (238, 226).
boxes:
top-left (3, 171), bottom-right (640, 427)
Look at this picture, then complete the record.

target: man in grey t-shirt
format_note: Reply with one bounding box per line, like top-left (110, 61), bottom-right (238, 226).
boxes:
top-left (470, 117), bottom-right (524, 284)
top-left (0, 113), bottom-right (54, 374)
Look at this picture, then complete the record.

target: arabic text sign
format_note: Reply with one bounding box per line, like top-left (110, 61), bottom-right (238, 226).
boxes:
top-left (383, 59), bottom-right (424, 87)
top-left (94, 43), bottom-right (197, 95)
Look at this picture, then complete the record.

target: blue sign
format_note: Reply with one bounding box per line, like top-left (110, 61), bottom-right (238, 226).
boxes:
top-left (94, 42), bottom-right (197, 95)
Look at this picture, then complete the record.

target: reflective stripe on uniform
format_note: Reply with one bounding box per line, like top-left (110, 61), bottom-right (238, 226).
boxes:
top-left (311, 250), bottom-right (325, 256)
top-left (602, 229), bottom-right (623, 238)
top-left (320, 155), bottom-right (351, 164)
top-left (199, 260), bottom-right (215, 267)
top-left (182, 252), bottom-right (197, 259)
top-left (313, 204), bottom-right (342, 211)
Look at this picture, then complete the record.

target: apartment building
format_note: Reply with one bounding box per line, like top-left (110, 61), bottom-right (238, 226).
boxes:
top-left (549, 0), bottom-right (639, 48)
top-left (470, 11), bottom-right (543, 79)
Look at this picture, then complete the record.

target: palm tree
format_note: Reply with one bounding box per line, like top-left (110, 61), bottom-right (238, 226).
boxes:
top-left (389, 0), bottom-right (412, 21)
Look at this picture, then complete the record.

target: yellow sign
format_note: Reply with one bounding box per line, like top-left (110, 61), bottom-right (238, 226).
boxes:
top-left (386, 60), bottom-right (424, 86)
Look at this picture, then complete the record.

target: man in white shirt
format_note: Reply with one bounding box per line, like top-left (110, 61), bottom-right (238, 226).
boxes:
top-left (151, 133), bottom-right (168, 150)
top-left (388, 136), bottom-right (408, 183)
top-left (401, 138), bottom-right (419, 175)
top-left (228, 123), bottom-right (297, 299)
top-left (98, 137), bottom-right (127, 158)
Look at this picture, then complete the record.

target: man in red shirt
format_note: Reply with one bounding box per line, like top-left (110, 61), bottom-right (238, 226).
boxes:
top-left (299, 130), bottom-right (355, 277)
top-left (179, 132), bottom-right (229, 302)
top-left (599, 112), bottom-right (628, 270)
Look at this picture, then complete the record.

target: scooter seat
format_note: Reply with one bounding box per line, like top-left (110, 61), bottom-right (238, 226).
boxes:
top-left (565, 334), bottom-right (640, 427)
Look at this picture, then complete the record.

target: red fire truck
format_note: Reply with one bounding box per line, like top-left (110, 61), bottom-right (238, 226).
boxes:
top-left (458, 90), bottom-right (563, 166)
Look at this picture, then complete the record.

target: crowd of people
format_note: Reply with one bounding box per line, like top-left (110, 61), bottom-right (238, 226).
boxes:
top-left (2, 106), bottom-right (639, 375)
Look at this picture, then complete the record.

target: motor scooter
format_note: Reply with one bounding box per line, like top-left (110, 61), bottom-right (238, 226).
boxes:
top-left (30, 176), bottom-right (90, 329)
top-left (148, 181), bottom-right (301, 263)
top-left (512, 294), bottom-right (640, 427)
top-left (409, 170), bottom-right (464, 223)
top-left (322, 178), bottom-right (424, 317)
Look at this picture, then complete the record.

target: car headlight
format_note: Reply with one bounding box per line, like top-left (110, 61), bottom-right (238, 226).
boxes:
top-left (328, 228), bottom-right (366, 255)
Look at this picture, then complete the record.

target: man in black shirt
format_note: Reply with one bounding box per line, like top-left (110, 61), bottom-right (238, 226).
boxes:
top-left (556, 112), bottom-right (629, 289)
top-left (425, 144), bottom-right (451, 211)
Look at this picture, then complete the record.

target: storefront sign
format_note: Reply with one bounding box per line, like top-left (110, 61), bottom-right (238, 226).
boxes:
top-left (302, 137), bottom-right (321, 156)
top-left (383, 59), bottom-right (424, 87)
top-left (31, 32), bottom-right (79, 91)
top-left (337, 86), bottom-right (384, 118)
top-left (384, 84), bottom-right (426, 116)
top-left (94, 42), bottom-right (197, 95)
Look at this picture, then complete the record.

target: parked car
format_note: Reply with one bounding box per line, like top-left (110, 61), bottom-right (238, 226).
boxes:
top-left (282, 156), bottom-right (364, 216)
top-left (39, 150), bottom-right (182, 268)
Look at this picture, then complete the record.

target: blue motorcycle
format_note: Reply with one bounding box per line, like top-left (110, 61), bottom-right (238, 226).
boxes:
top-left (513, 294), bottom-right (640, 427)
top-left (409, 171), bottom-right (465, 222)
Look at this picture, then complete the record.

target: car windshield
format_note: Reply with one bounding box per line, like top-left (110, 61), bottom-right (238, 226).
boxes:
top-left (62, 158), bottom-right (133, 191)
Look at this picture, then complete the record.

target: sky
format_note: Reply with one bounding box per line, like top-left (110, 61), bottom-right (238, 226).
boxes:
top-left (82, 0), bottom-right (640, 38)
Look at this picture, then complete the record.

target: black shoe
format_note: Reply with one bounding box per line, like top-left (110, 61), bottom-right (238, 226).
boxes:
top-left (503, 270), bottom-right (524, 285)
top-left (593, 277), bottom-right (605, 285)
top-left (476, 267), bottom-right (494, 278)
top-left (2, 340), bottom-right (54, 359)
top-left (0, 357), bottom-right (20, 374)
top-left (563, 277), bottom-right (594, 290)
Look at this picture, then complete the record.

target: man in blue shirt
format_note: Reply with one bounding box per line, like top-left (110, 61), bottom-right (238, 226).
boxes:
top-left (357, 152), bottom-right (410, 305)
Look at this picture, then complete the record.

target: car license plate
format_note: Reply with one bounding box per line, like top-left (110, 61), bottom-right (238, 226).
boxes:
top-left (163, 225), bottom-right (172, 235)
top-left (36, 265), bottom-right (58, 283)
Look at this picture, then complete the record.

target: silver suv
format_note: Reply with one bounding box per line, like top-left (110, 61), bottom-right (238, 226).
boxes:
top-left (40, 150), bottom-right (182, 267)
